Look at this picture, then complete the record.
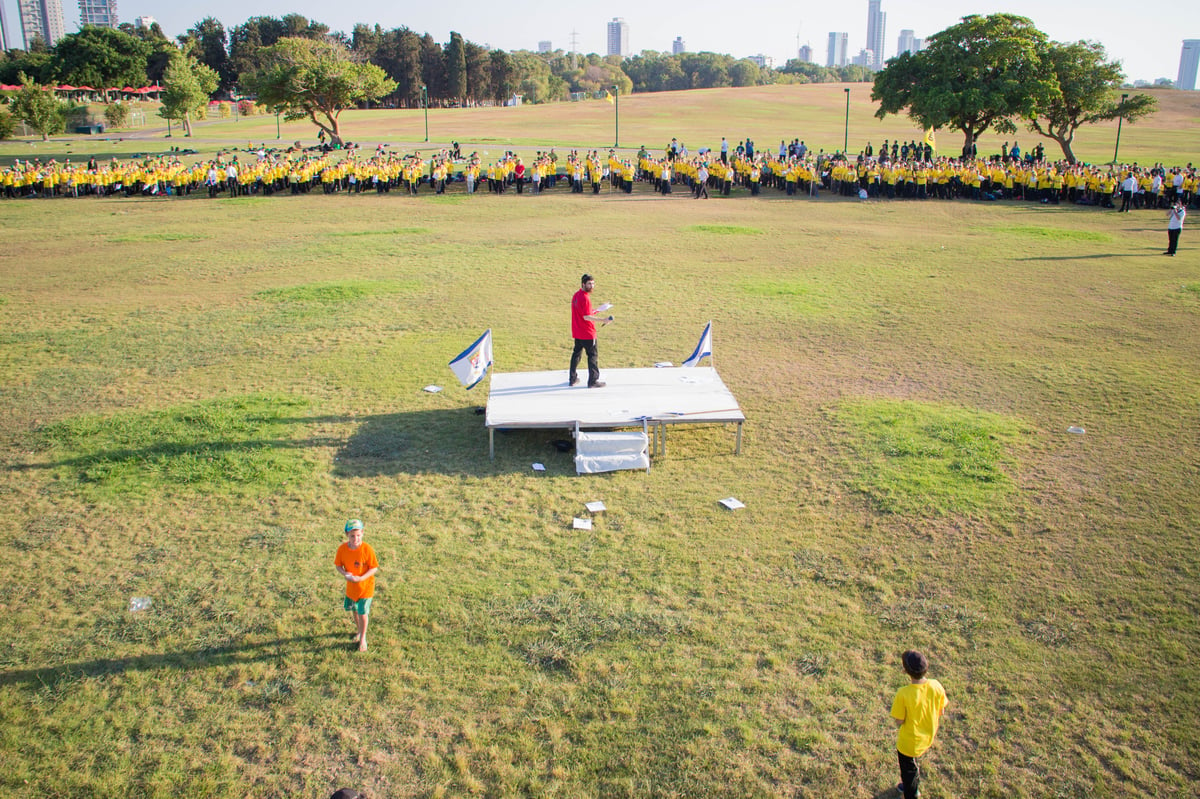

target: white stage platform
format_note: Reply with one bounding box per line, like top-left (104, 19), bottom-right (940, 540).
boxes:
top-left (484, 366), bottom-right (745, 458)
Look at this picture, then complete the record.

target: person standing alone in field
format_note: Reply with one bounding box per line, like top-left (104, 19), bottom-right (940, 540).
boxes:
top-left (334, 519), bottom-right (379, 652)
top-left (1165, 199), bottom-right (1186, 255)
top-left (890, 650), bottom-right (947, 799)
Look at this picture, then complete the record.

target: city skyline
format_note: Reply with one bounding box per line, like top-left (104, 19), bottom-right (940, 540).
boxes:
top-left (0, 0), bottom-right (1196, 84)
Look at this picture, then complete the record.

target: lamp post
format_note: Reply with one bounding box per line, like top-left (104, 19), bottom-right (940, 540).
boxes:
top-left (843, 88), bottom-right (850, 154)
top-left (613, 84), bottom-right (619, 148)
top-left (421, 84), bottom-right (429, 143)
top-left (276, 110), bottom-right (281, 139)
top-left (1112, 92), bottom-right (1128, 164)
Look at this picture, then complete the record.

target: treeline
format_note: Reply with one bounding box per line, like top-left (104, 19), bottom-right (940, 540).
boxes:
top-left (0, 13), bottom-right (869, 106)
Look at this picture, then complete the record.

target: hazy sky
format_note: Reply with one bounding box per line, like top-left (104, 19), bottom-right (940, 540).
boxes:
top-left (4, 0), bottom-right (1197, 84)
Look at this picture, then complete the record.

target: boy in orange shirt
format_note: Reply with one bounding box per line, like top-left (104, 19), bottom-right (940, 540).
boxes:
top-left (890, 650), bottom-right (947, 798)
top-left (334, 519), bottom-right (379, 652)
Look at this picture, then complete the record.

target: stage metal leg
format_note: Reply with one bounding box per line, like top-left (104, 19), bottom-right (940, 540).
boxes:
top-left (735, 421), bottom-right (742, 455)
top-left (489, 428), bottom-right (494, 459)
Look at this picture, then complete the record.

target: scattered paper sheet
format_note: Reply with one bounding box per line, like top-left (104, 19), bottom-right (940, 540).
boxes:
top-left (585, 501), bottom-right (606, 513)
top-left (719, 497), bottom-right (745, 510)
top-left (654, 362), bottom-right (673, 368)
top-left (1067, 426), bottom-right (1085, 434)
top-left (596, 303), bottom-right (613, 312)
top-left (129, 597), bottom-right (152, 612)
top-left (573, 517), bottom-right (593, 530)
top-left (423, 385), bottom-right (442, 393)
top-left (532, 463), bottom-right (546, 471)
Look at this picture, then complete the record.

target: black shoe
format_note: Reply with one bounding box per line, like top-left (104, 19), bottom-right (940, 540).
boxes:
top-left (569, 377), bottom-right (579, 386)
top-left (588, 381), bottom-right (606, 388)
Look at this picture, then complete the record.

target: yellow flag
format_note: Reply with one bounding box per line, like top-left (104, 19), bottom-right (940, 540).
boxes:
top-left (923, 128), bottom-right (936, 151)
top-left (605, 90), bottom-right (615, 105)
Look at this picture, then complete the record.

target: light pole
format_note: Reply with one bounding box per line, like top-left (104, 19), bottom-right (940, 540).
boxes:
top-left (613, 85), bottom-right (619, 148)
top-left (421, 85), bottom-right (429, 143)
top-left (276, 110), bottom-right (281, 139)
top-left (843, 88), bottom-right (850, 154)
top-left (1112, 92), bottom-right (1128, 164)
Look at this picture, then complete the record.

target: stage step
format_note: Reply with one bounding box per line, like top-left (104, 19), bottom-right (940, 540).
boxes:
top-left (574, 424), bottom-right (651, 474)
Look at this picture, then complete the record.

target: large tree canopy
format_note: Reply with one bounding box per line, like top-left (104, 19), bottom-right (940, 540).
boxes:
top-left (1027, 40), bottom-right (1156, 163)
top-left (872, 14), bottom-right (1057, 151)
top-left (51, 26), bottom-right (151, 89)
top-left (245, 37), bottom-right (397, 145)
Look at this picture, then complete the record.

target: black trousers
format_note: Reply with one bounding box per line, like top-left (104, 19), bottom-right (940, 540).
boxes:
top-left (898, 752), bottom-right (920, 799)
top-left (570, 338), bottom-right (600, 386)
top-left (1167, 227), bottom-right (1181, 254)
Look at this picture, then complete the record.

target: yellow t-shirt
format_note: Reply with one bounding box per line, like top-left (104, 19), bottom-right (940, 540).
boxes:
top-left (891, 679), bottom-right (947, 757)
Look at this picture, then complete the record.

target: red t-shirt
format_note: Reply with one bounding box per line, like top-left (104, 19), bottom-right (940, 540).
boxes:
top-left (572, 288), bottom-right (595, 339)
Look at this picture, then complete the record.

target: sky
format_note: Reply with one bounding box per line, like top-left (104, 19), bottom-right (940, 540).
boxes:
top-left (3, 0), bottom-right (1198, 84)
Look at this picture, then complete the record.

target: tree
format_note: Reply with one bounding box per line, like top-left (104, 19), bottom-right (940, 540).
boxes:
top-left (1027, 40), bottom-right (1157, 163)
top-left (464, 40), bottom-right (491, 104)
top-left (50, 27), bottom-right (151, 89)
top-left (159, 53), bottom-right (218, 136)
top-left (489, 50), bottom-right (517, 104)
top-left (11, 73), bottom-right (67, 140)
top-left (444, 32), bottom-right (467, 104)
top-left (245, 37), bottom-right (396, 145)
top-left (872, 14), bottom-right (1057, 151)
top-left (179, 17), bottom-right (231, 90)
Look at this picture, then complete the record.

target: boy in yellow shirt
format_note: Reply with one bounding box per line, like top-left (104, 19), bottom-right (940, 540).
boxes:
top-left (890, 650), bottom-right (947, 799)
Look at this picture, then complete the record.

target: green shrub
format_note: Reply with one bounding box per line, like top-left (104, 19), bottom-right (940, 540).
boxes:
top-left (103, 102), bottom-right (129, 128)
top-left (0, 108), bottom-right (14, 140)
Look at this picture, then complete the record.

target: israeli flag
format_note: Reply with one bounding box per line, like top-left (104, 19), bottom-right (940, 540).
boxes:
top-left (448, 329), bottom-right (493, 389)
top-left (681, 321), bottom-right (712, 368)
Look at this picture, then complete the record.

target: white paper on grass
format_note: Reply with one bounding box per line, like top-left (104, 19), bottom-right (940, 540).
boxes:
top-left (532, 463), bottom-right (546, 471)
top-left (585, 501), bottom-right (606, 513)
top-left (1067, 426), bottom-right (1086, 434)
top-left (573, 517), bottom-right (593, 530)
top-left (719, 497), bottom-right (745, 510)
top-left (654, 362), bottom-right (673, 368)
top-left (423, 385), bottom-right (442, 393)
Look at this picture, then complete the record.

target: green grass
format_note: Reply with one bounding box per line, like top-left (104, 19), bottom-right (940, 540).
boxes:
top-left (830, 399), bottom-right (1028, 517)
top-left (684, 224), bottom-right (764, 235)
top-left (991, 225), bottom-right (1112, 242)
top-left (35, 394), bottom-right (314, 498)
top-left (0, 91), bottom-right (1198, 799)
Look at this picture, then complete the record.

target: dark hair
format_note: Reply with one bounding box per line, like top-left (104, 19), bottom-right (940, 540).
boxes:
top-left (902, 650), bottom-right (929, 679)
top-left (581, 273), bottom-right (594, 284)
top-left (330, 790), bottom-right (365, 799)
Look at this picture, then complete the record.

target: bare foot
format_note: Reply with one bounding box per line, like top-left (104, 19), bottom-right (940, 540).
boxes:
top-left (358, 639), bottom-right (368, 652)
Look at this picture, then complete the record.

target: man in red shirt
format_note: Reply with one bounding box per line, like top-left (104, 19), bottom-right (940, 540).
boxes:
top-left (569, 273), bottom-right (613, 388)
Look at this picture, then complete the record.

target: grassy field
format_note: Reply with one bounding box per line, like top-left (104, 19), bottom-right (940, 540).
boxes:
top-left (3, 83), bottom-right (1199, 167)
top-left (1, 86), bottom-right (1199, 799)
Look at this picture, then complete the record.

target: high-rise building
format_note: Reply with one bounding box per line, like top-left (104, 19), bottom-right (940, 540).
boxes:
top-left (672, 36), bottom-right (686, 55)
top-left (1178, 40), bottom-right (1200, 91)
top-left (853, 49), bottom-right (874, 68)
top-left (826, 31), bottom-right (848, 68)
top-left (135, 15), bottom-right (156, 30)
top-left (798, 44), bottom-right (813, 64)
top-left (897, 29), bottom-right (917, 56)
top-left (19, 0), bottom-right (66, 49)
top-left (866, 0), bottom-right (886, 69)
top-left (606, 17), bottom-right (629, 58)
top-left (538, 40), bottom-right (553, 53)
top-left (0, 2), bottom-right (9, 50)
top-left (79, 0), bottom-right (117, 28)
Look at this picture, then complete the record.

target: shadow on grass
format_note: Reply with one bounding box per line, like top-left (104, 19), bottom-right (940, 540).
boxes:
top-left (1013, 252), bottom-right (1163, 261)
top-left (16, 409), bottom-right (585, 480)
top-left (0, 632), bottom-right (345, 689)
top-left (327, 408), bottom-right (580, 478)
